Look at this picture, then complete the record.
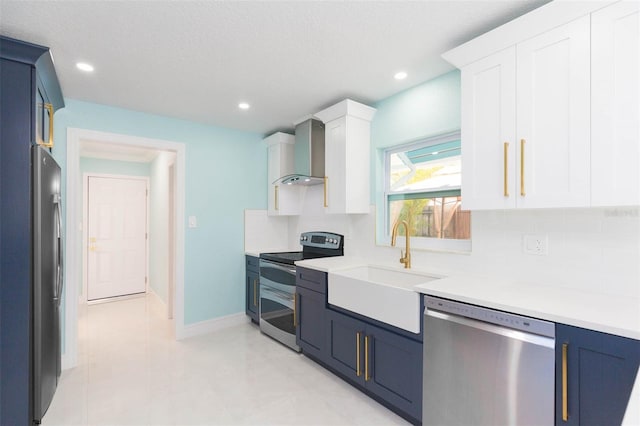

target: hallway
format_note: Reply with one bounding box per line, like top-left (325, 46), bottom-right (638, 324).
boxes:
top-left (43, 295), bottom-right (408, 425)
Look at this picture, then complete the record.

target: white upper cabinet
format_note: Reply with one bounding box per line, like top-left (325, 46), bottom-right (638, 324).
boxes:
top-left (315, 99), bottom-right (376, 214)
top-left (461, 46), bottom-right (516, 210)
top-left (265, 132), bottom-right (301, 216)
top-left (447, 1), bottom-right (632, 210)
top-left (515, 15), bottom-right (591, 208)
top-left (591, 1), bottom-right (640, 206)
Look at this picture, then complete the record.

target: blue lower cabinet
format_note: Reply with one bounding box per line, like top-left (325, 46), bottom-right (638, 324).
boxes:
top-left (326, 309), bottom-right (422, 423)
top-left (245, 256), bottom-right (259, 323)
top-left (555, 324), bottom-right (640, 426)
top-left (295, 287), bottom-right (327, 361)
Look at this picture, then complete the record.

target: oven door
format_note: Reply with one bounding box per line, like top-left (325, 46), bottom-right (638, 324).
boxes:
top-left (259, 260), bottom-right (299, 351)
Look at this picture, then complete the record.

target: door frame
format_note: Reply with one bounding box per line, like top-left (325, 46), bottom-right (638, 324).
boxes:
top-left (64, 128), bottom-right (186, 370)
top-left (82, 173), bottom-right (150, 303)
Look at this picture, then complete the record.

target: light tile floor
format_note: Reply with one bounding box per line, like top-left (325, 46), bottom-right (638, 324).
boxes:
top-left (43, 295), bottom-right (410, 425)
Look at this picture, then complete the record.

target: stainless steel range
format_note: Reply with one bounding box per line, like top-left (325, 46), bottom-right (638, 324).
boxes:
top-left (259, 232), bottom-right (343, 351)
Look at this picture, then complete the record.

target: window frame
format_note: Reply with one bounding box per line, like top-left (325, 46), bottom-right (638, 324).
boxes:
top-left (383, 131), bottom-right (471, 253)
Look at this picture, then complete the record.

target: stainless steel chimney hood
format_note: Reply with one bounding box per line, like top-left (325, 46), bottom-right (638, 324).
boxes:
top-left (274, 118), bottom-right (325, 186)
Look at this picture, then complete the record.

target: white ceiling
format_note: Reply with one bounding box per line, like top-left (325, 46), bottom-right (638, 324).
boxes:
top-left (1, 0), bottom-right (550, 136)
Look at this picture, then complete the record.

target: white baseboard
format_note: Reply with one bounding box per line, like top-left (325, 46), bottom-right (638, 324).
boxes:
top-left (177, 312), bottom-right (249, 340)
top-left (61, 351), bottom-right (76, 371)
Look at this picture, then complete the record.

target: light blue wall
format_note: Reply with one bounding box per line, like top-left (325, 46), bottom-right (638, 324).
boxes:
top-left (370, 70), bottom-right (461, 240)
top-left (52, 99), bottom-right (266, 326)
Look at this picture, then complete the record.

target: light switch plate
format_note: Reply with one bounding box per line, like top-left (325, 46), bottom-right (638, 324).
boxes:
top-left (188, 216), bottom-right (197, 228)
top-left (524, 234), bottom-right (548, 255)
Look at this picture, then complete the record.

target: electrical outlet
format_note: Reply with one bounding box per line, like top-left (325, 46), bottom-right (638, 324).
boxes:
top-left (524, 234), bottom-right (548, 255)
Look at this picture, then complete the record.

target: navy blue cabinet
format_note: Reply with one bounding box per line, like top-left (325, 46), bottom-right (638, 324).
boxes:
top-left (326, 309), bottom-right (422, 423)
top-left (296, 267), bottom-right (329, 361)
top-left (245, 256), bottom-right (259, 323)
top-left (1, 36), bottom-right (64, 426)
top-left (555, 324), bottom-right (640, 426)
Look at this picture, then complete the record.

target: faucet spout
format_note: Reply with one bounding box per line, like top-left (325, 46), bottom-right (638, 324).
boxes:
top-left (391, 219), bottom-right (411, 269)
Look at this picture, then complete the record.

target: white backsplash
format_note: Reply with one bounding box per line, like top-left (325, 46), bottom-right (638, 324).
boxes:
top-left (246, 187), bottom-right (639, 299)
top-left (243, 209), bottom-right (291, 252)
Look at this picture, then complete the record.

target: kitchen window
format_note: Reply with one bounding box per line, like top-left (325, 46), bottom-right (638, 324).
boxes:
top-left (384, 131), bottom-right (471, 252)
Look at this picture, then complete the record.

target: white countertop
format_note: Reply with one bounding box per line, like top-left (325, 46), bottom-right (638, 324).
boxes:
top-left (414, 273), bottom-right (640, 340)
top-left (296, 256), bottom-right (640, 340)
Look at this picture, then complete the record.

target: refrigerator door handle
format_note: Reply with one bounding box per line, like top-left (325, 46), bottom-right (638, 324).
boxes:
top-left (53, 194), bottom-right (63, 306)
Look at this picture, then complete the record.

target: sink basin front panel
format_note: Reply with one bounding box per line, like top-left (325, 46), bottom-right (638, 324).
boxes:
top-left (328, 272), bottom-right (421, 333)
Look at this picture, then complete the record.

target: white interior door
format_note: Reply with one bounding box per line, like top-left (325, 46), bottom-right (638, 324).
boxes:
top-left (87, 176), bottom-right (148, 301)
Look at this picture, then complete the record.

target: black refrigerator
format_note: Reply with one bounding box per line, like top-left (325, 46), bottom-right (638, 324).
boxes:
top-left (31, 145), bottom-right (63, 423)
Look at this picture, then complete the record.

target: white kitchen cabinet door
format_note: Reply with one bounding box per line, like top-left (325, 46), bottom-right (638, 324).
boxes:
top-left (460, 46), bottom-right (517, 210)
top-left (516, 15), bottom-right (591, 208)
top-left (324, 116), bottom-right (372, 214)
top-left (266, 134), bottom-right (300, 216)
top-left (591, 1), bottom-right (640, 207)
top-left (317, 100), bottom-right (375, 214)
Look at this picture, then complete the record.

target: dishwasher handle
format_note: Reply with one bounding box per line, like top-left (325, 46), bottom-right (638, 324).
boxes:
top-left (426, 309), bottom-right (555, 348)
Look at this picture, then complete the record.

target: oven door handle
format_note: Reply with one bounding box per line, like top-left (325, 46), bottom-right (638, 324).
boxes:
top-left (260, 261), bottom-right (296, 276)
top-left (261, 286), bottom-right (294, 307)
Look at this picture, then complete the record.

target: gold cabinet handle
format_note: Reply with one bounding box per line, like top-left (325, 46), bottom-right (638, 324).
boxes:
top-left (323, 176), bottom-right (328, 207)
top-left (364, 335), bottom-right (370, 381)
top-left (520, 139), bottom-right (526, 196)
top-left (38, 103), bottom-right (55, 148)
top-left (275, 185), bottom-right (279, 211)
top-left (253, 279), bottom-right (257, 307)
top-left (504, 142), bottom-right (509, 197)
top-left (293, 292), bottom-right (297, 327)
top-left (562, 343), bottom-right (569, 421)
top-left (356, 332), bottom-right (361, 377)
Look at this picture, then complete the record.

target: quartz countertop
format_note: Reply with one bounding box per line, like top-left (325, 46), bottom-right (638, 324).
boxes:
top-left (413, 273), bottom-right (640, 340)
top-left (297, 256), bottom-right (640, 340)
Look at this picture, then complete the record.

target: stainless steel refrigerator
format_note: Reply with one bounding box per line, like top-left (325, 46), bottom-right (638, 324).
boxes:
top-left (31, 145), bottom-right (63, 423)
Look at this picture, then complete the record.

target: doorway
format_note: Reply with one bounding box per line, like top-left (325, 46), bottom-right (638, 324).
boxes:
top-left (65, 128), bottom-right (186, 370)
top-left (85, 175), bottom-right (149, 302)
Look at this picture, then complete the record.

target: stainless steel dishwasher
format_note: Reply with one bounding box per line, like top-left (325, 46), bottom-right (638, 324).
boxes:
top-left (423, 295), bottom-right (555, 426)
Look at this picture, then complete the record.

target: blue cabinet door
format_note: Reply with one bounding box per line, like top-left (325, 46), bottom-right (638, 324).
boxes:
top-left (245, 256), bottom-right (260, 323)
top-left (295, 287), bottom-right (326, 360)
top-left (327, 309), bottom-right (423, 423)
top-left (366, 323), bottom-right (423, 422)
top-left (555, 324), bottom-right (640, 426)
top-left (326, 309), bottom-right (366, 386)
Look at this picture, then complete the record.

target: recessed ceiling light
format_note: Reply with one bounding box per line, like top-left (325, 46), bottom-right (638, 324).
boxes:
top-left (238, 102), bottom-right (250, 110)
top-left (76, 62), bottom-right (94, 72)
top-left (394, 71), bottom-right (408, 80)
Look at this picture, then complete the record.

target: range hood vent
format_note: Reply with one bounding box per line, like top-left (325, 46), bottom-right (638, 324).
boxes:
top-left (274, 118), bottom-right (324, 186)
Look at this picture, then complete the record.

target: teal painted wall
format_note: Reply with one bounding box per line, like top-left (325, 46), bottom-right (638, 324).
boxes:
top-left (370, 70), bottom-right (461, 240)
top-left (52, 99), bottom-right (266, 326)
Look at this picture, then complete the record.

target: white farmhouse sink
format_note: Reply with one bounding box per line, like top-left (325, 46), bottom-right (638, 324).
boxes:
top-left (328, 265), bottom-right (440, 333)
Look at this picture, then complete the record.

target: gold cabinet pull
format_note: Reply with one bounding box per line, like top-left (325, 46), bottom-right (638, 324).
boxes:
top-left (293, 293), bottom-right (297, 327)
top-left (356, 332), bottom-right (361, 377)
top-left (253, 279), bottom-right (257, 307)
top-left (323, 176), bottom-right (328, 207)
top-left (504, 142), bottom-right (509, 197)
top-left (520, 139), bottom-right (526, 196)
top-left (38, 103), bottom-right (55, 148)
top-left (562, 343), bottom-right (569, 421)
top-left (275, 185), bottom-right (279, 211)
top-left (364, 335), bottom-right (370, 381)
